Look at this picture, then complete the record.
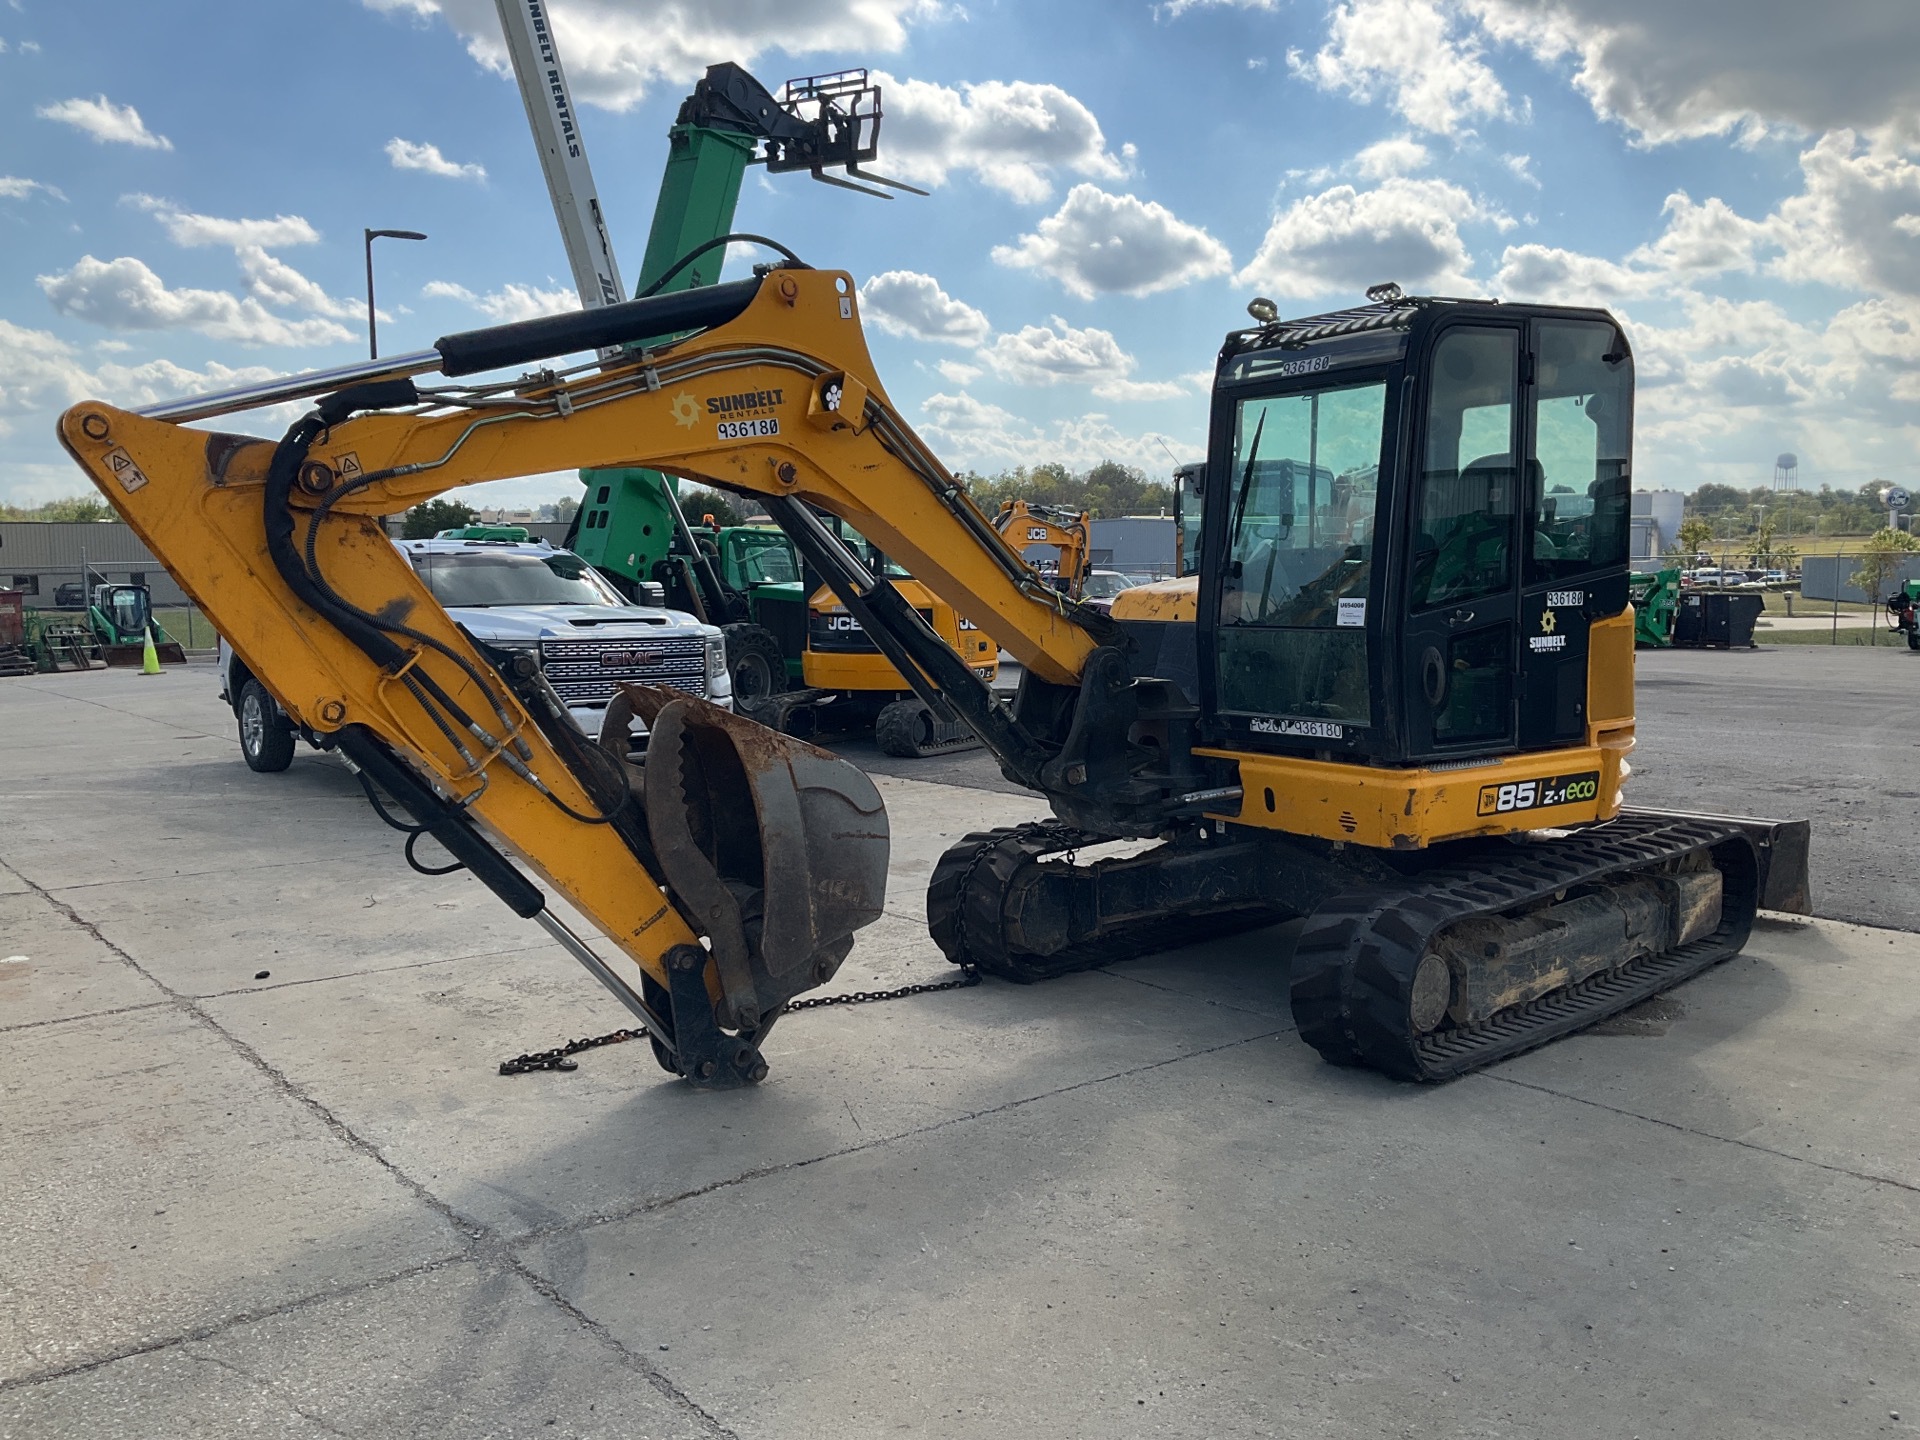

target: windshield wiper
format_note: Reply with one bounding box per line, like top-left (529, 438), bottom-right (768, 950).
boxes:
top-left (1231, 410), bottom-right (1266, 549)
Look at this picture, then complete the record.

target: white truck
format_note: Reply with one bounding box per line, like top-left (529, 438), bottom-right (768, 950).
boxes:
top-left (220, 533), bottom-right (730, 771)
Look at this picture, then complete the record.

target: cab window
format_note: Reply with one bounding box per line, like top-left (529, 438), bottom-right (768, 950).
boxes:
top-left (1216, 378), bottom-right (1387, 727)
top-left (1528, 320), bottom-right (1631, 583)
top-left (1412, 328), bottom-right (1517, 611)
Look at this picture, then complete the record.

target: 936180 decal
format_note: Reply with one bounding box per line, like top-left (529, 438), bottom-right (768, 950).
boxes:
top-left (1476, 770), bottom-right (1600, 816)
top-left (717, 416), bottom-right (779, 440)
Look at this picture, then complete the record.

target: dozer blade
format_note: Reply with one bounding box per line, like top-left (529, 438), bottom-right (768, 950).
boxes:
top-left (626, 685), bottom-right (889, 1038)
top-left (874, 697), bottom-right (986, 758)
top-left (102, 641), bottom-right (186, 666)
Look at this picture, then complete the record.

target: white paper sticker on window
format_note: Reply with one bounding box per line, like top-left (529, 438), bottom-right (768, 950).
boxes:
top-left (1337, 598), bottom-right (1367, 627)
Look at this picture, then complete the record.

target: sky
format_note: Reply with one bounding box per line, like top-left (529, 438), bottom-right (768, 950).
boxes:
top-left (3, 0), bottom-right (1919, 511)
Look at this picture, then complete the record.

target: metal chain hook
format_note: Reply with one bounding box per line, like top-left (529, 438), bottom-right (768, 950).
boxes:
top-left (497, 966), bottom-right (981, 1076)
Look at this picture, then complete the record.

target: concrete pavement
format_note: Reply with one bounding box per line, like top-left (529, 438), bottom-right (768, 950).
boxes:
top-left (3, 667), bottom-right (1917, 1439)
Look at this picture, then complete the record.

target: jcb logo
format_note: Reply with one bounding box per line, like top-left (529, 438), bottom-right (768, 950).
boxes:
top-left (825, 613), bottom-right (862, 631)
top-left (1478, 781), bottom-right (1538, 815)
top-left (1026, 526), bottom-right (1049, 540)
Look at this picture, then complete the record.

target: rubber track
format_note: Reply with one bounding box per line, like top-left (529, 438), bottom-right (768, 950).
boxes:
top-left (1289, 812), bottom-right (1761, 1082)
top-left (875, 699), bottom-right (985, 758)
top-left (927, 823), bottom-right (1280, 982)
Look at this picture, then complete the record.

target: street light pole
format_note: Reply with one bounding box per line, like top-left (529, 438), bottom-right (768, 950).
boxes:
top-left (363, 228), bottom-right (428, 359)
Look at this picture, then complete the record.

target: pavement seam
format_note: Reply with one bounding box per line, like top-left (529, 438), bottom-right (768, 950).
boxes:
top-left (1488, 1073), bottom-right (1920, 1196)
top-left (179, 1347), bottom-right (358, 1437)
top-left (0, 1255), bottom-right (469, 1395)
top-left (192, 943), bottom-right (555, 1000)
top-left (8, 871), bottom-right (745, 1437)
top-left (512, 1026), bottom-right (1286, 1249)
top-left (0, 998), bottom-right (172, 1035)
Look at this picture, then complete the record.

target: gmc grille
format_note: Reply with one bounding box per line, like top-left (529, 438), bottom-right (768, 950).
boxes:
top-left (808, 607), bottom-right (936, 653)
top-left (539, 635), bottom-right (707, 706)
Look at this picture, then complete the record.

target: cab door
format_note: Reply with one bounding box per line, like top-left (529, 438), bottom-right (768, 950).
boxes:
top-left (1400, 325), bottom-right (1523, 759)
top-left (1516, 318), bottom-right (1634, 748)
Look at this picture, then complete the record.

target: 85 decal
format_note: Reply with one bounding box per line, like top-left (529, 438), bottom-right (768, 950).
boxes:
top-left (1477, 770), bottom-right (1601, 816)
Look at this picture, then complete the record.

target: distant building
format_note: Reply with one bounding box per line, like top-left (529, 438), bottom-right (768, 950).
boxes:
top-left (0, 521), bottom-right (189, 607)
top-left (1631, 489), bottom-right (1685, 563)
top-left (1089, 516), bottom-right (1175, 577)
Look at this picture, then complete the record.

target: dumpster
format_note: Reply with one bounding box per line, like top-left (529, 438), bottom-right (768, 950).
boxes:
top-left (1675, 589), bottom-right (1764, 649)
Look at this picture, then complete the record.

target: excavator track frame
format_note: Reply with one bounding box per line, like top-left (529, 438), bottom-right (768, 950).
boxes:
top-left (1289, 813), bottom-right (1760, 1080)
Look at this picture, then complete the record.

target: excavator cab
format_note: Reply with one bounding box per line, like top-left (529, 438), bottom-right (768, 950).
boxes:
top-left (1200, 294), bottom-right (1632, 767)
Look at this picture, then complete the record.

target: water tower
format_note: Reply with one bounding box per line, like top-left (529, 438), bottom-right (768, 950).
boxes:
top-left (1773, 452), bottom-right (1799, 538)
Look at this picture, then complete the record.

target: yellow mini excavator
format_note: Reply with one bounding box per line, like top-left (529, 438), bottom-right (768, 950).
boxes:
top-left (59, 262), bottom-right (1809, 1088)
top-left (992, 498), bottom-right (1092, 598)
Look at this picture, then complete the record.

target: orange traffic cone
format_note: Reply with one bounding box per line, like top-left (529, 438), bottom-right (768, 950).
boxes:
top-left (139, 624), bottom-right (162, 676)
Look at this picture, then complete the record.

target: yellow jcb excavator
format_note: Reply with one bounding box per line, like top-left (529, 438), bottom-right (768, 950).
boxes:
top-left (992, 498), bottom-right (1092, 598)
top-left (59, 262), bottom-right (1809, 1089)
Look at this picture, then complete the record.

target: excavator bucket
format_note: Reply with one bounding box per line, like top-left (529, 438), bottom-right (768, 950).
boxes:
top-left (623, 685), bottom-right (889, 1029)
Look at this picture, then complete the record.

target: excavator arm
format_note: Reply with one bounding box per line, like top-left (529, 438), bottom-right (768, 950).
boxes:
top-left (56, 267), bottom-right (1114, 1087)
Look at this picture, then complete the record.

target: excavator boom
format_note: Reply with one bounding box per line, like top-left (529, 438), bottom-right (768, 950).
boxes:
top-left (57, 268), bottom-right (1107, 1087)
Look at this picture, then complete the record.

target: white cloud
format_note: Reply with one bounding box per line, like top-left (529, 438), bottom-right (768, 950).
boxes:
top-left (1627, 190), bottom-right (1768, 278)
top-left (1766, 131), bottom-right (1920, 298)
top-left (1492, 243), bottom-right (1659, 305)
top-left (361, 1), bottom-right (1114, 201)
top-left (861, 271), bottom-right (991, 346)
top-left (1239, 177), bottom-right (1490, 299)
top-left (876, 73), bottom-right (1131, 203)
top-left (37, 256), bottom-right (354, 347)
top-left (236, 246), bottom-right (367, 322)
top-left (1502, 152), bottom-right (1539, 188)
top-left (1354, 135), bottom-right (1430, 179)
top-left (1621, 291), bottom-right (1920, 490)
top-left (991, 185), bottom-right (1232, 299)
top-left (1491, 134), bottom-right (1920, 312)
top-left (918, 390), bottom-right (1190, 474)
top-left (422, 280), bottom-right (579, 323)
top-left (977, 316), bottom-right (1190, 402)
top-left (980, 318), bottom-right (1132, 387)
top-left (36, 95), bottom-right (171, 150)
top-left (0, 318), bottom-right (282, 433)
top-left (362, 0), bottom-right (942, 110)
top-left (386, 137), bottom-right (487, 181)
top-left (1463, 0), bottom-right (1920, 146)
top-left (1288, 0), bottom-right (1508, 137)
top-left (0, 176), bottom-right (63, 201)
top-left (1158, 0), bottom-right (1279, 15)
top-left (935, 359), bottom-right (983, 385)
top-left (129, 195), bottom-right (320, 250)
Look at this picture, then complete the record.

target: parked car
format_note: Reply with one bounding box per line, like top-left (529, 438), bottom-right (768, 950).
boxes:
top-left (220, 536), bottom-right (730, 772)
top-left (1079, 569), bottom-right (1142, 614)
top-left (52, 581), bottom-right (87, 609)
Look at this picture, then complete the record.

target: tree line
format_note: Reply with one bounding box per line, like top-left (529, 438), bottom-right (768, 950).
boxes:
top-left (1682, 481), bottom-right (1904, 538)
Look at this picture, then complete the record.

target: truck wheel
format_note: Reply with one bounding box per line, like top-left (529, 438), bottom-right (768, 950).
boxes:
top-left (723, 623), bottom-right (788, 706)
top-left (238, 679), bottom-right (296, 772)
